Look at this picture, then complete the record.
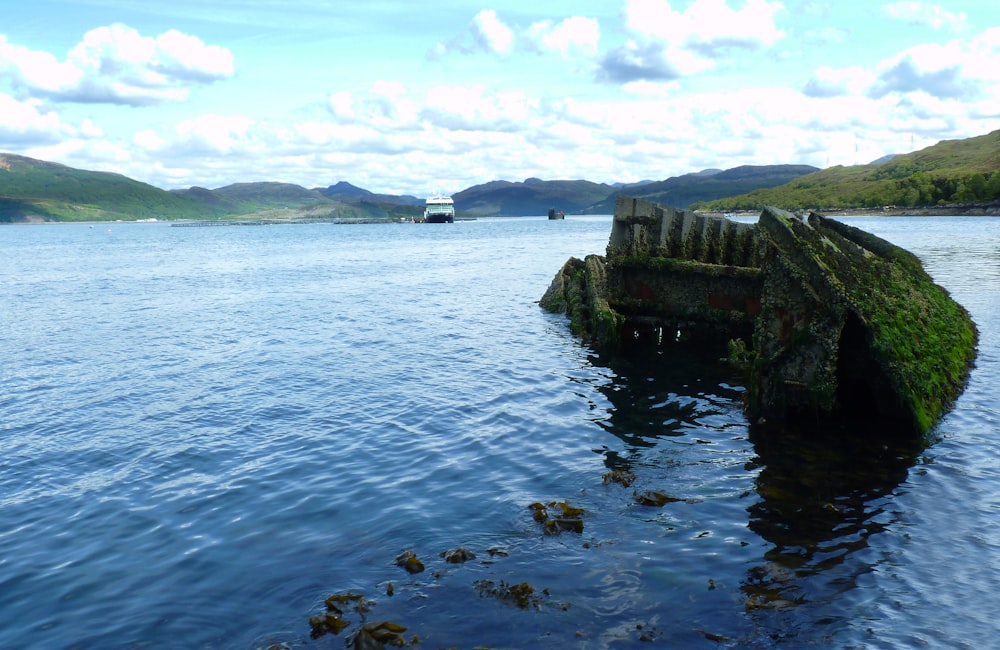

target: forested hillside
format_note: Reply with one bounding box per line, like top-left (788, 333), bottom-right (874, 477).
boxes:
top-left (699, 130), bottom-right (1000, 211)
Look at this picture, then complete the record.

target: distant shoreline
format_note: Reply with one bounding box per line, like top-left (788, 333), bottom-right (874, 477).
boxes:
top-left (698, 201), bottom-right (1000, 219)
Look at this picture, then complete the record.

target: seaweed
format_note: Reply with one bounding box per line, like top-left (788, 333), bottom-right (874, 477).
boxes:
top-left (528, 501), bottom-right (586, 534)
top-left (394, 550), bottom-right (425, 574)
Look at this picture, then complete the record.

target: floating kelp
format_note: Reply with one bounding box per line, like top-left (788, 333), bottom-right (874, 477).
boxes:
top-left (309, 590), bottom-right (413, 647)
top-left (602, 469), bottom-right (637, 487)
top-left (325, 591), bottom-right (369, 613)
top-left (308, 611), bottom-right (350, 637)
top-left (350, 621), bottom-right (408, 649)
top-left (634, 490), bottom-right (681, 507)
top-left (394, 550), bottom-right (425, 574)
top-left (440, 547), bottom-right (477, 563)
top-left (474, 579), bottom-right (548, 609)
top-left (742, 562), bottom-right (802, 612)
top-left (528, 501), bottom-right (586, 534)
top-left (309, 591), bottom-right (371, 639)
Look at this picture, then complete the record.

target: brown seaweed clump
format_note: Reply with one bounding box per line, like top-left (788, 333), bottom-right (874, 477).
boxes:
top-left (351, 621), bottom-right (408, 648)
top-left (309, 591), bottom-right (413, 648)
top-left (394, 550), bottom-right (425, 574)
top-left (440, 547), bottom-right (477, 563)
top-left (309, 591), bottom-right (369, 638)
top-left (474, 579), bottom-right (547, 609)
top-left (602, 470), bottom-right (637, 487)
top-left (529, 500), bottom-right (586, 534)
top-left (633, 490), bottom-right (681, 507)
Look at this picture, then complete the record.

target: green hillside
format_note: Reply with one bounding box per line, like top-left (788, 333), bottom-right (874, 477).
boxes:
top-left (699, 130), bottom-right (1000, 211)
top-left (0, 154), bottom-right (394, 222)
top-left (583, 164), bottom-right (819, 212)
top-left (0, 153), bottom-right (225, 222)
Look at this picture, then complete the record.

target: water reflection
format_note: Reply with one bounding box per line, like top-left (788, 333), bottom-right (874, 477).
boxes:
top-left (743, 419), bottom-right (920, 618)
top-left (588, 340), bottom-right (746, 462)
top-left (587, 340), bottom-right (924, 643)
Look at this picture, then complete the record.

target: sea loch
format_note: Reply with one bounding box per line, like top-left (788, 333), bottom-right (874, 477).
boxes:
top-left (1, 215), bottom-right (998, 648)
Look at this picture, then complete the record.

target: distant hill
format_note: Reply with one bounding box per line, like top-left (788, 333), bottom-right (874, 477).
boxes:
top-left (0, 153), bottom-right (221, 222)
top-left (174, 181), bottom-right (422, 220)
top-left (318, 181), bottom-right (422, 206)
top-left (0, 154), bottom-right (416, 222)
top-left (611, 179), bottom-right (659, 189)
top-left (454, 177), bottom-right (615, 216)
top-left (5, 129), bottom-right (999, 222)
top-left (211, 181), bottom-right (328, 206)
top-left (582, 165), bottom-right (819, 213)
top-left (701, 130), bottom-right (1000, 211)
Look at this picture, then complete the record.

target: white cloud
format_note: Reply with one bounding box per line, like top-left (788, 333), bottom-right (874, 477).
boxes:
top-left (869, 39), bottom-right (995, 99)
top-left (0, 94), bottom-right (66, 145)
top-left (620, 79), bottom-right (683, 96)
top-left (598, 38), bottom-right (714, 82)
top-left (600, 0), bottom-right (785, 83)
top-left (621, 0), bottom-right (785, 48)
top-left (327, 81), bottom-right (420, 128)
top-left (431, 10), bottom-right (599, 62)
top-left (431, 9), bottom-right (515, 58)
top-left (134, 129), bottom-right (165, 152)
top-left (528, 16), bottom-right (600, 57)
top-left (419, 85), bottom-right (540, 132)
top-left (471, 9), bottom-right (514, 55)
top-left (804, 66), bottom-right (877, 97)
top-left (172, 114), bottom-right (257, 155)
top-left (0, 36), bottom-right (82, 94)
top-left (883, 2), bottom-right (967, 32)
top-left (0, 93), bottom-right (104, 147)
top-left (803, 25), bottom-right (1000, 105)
top-left (0, 24), bottom-right (234, 106)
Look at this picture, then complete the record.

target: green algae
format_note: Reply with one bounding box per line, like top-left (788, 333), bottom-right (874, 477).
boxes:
top-left (754, 207), bottom-right (977, 434)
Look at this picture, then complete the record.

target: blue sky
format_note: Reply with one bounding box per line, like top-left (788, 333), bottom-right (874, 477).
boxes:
top-left (2, 0), bottom-right (999, 196)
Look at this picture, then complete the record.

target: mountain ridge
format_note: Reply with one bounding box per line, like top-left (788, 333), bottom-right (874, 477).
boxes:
top-left (3, 129), bottom-right (1000, 222)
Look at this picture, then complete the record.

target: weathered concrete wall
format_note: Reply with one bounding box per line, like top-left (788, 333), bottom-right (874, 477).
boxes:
top-left (600, 196), bottom-right (768, 343)
top-left (541, 197), bottom-right (978, 436)
top-left (608, 196), bottom-right (765, 266)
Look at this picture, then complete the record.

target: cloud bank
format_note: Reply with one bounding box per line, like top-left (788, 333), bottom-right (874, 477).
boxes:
top-left (0, 24), bottom-right (233, 106)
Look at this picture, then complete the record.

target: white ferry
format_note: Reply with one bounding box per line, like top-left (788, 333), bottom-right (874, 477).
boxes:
top-left (424, 196), bottom-right (455, 223)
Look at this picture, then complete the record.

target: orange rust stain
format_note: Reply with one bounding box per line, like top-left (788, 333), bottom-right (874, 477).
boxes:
top-left (628, 281), bottom-right (657, 301)
top-left (708, 293), bottom-right (738, 311)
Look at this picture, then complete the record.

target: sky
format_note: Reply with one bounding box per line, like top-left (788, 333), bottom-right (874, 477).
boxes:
top-left (2, 0), bottom-right (1000, 197)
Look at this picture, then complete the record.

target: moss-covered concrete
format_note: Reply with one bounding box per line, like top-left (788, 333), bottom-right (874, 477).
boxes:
top-left (541, 197), bottom-right (978, 436)
top-left (752, 207), bottom-right (978, 433)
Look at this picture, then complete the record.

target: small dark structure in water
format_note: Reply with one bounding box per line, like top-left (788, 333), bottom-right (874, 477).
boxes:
top-left (541, 196), bottom-right (977, 435)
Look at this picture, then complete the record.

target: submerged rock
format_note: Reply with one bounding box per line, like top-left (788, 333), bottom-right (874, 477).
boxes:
top-left (541, 197), bottom-right (977, 436)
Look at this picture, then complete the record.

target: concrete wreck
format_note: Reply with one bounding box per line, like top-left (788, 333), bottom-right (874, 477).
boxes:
top-left (541, 196), bottom-right (978, 436)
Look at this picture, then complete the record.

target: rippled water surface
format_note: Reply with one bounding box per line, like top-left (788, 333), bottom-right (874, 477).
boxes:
top-left (1, 216), bottom-right (998, 649)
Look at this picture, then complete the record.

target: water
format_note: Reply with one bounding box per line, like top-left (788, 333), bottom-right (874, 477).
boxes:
top-left (1, 216), bottom-right (997, 649)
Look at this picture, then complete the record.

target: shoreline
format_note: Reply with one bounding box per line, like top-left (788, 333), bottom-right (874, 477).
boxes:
top-left (698, 201), bottom-right (1000, 219)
